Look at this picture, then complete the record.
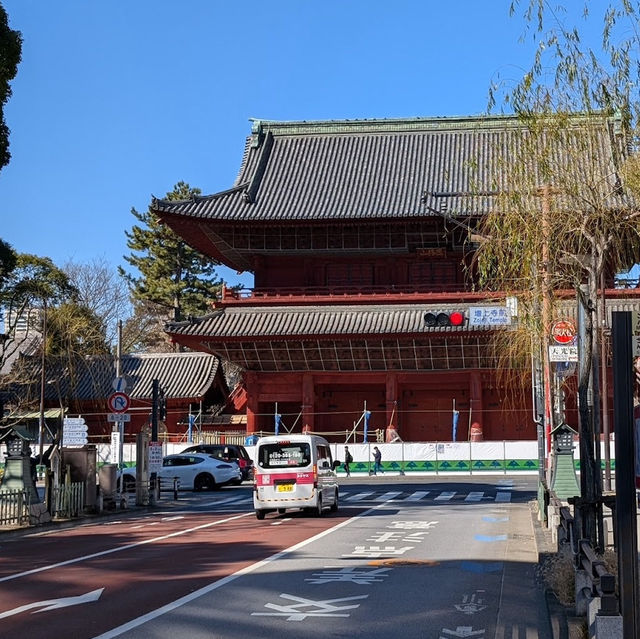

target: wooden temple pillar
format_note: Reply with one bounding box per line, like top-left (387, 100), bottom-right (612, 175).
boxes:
top-left (385, 372), bottom-right (400, 442)
top-left (469, 371), bottom-right (484, 441)
top-left (301, 372), bottom-right (315, 433)
top-left (245, 372), bottom-right (258, 434)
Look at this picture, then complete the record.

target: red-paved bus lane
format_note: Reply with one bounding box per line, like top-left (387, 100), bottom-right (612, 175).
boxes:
top-left (0, 509), bottom-right (356, 639)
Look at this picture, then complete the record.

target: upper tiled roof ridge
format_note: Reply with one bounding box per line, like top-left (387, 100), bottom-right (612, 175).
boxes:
top-left (247, 112), bottom-right (614, 137)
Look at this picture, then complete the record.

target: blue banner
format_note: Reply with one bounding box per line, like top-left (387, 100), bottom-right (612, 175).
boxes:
top-left (363, 410), bottom-right (371, 442)
top-left (275, 413), bottom-right (282, 436)
top-left (452, 410), bottom-right (459, 442)
top-left (188, 414), bottom-right (195, 443)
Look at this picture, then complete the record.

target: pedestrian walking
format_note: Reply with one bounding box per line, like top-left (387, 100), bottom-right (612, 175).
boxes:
top-left (372, 446), bottom-right (383, 475)
top-left (344, 445), bottom-right (352, 477)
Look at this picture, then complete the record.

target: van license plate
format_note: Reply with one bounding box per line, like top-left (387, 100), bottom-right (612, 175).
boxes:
top-left (277, 484), bottom-right (293, 492)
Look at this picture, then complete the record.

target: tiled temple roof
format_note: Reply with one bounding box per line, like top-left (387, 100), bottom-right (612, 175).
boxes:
top-left (153, 113), bottom-right (630, 224)
top-left (166, 303), bottom-right (504, 339)
top-left (17, 352), bottom-right (225, 402)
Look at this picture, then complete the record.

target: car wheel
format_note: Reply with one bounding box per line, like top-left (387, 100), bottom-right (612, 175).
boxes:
top-left (277, 508), bottom-right (286, 514)
top-left (330, 489), bottom-right (339, 512)
top-left (314, 495), bottom-right (323, 517)
top-left (194, 473), bottom-right (216, 491)
top-left (231, 479), bottom-right (242, 486)
top-left (122, 476), bottom-right (135, 492)
top-left (256, 510), bottom-right (265, 520)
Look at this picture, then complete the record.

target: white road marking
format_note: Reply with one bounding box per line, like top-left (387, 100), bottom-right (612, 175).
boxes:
top-left (201, 497), bottom-right (250, 507)
top-left (373, 491), bottom-right (402, 502)
top-left (90, 501), bottom-right (393, 638)
top-left (344, 492), bottom-right (375, 501)
top-left (465, 492), bottom-right (484, 502)
top-left (495, 492), bottom-right (512, 503)
top-left (435, 491), bottom-right (456, 501)
top-left (405, 491), bottom-right (429, 501)
top-left (271, 518), bottom-right (292, 526)
top-left (252, 593), bottom-right (369, 620)
top-left (0, 588), bottom-right (104, 619)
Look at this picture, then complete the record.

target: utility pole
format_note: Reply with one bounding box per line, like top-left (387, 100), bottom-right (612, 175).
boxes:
top-left (611, 311), bottom-right (639, 639)
top-left (151, 378), bottom-right (159, 501)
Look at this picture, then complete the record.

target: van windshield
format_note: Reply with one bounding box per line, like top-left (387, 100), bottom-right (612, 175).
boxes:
top-left (258, 442), bottom-right (311, 468)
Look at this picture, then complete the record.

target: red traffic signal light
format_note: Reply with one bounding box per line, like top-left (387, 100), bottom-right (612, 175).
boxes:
top-left (424, 311), bottom-right (465, 327)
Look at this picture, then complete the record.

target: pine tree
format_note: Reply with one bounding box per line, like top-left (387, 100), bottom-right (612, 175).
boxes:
top-left (120, 182), bottom-right (222, 324)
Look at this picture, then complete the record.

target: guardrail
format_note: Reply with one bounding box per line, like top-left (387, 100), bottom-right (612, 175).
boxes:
top-left (0, 489), bottom-right (30, 527)
top-left (576, 538), bottom-right (618, 616)
top-left (546, 488), bottom-right (619, 622)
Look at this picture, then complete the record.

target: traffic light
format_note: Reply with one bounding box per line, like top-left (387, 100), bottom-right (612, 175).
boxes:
top-left (423, 310), bottom-right (465, 327)
top-left (158, 387), bottom-right (166, 421)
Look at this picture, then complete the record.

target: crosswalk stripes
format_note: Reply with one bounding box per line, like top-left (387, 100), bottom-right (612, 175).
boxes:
top-left (344, 492), bottom-right (375, 502)
top-left (205, 488), bottom-right (514, 510)
top-left (373, 491), bottom-right (403, 501)
top-left (404, 490), bottom-right (429, 501)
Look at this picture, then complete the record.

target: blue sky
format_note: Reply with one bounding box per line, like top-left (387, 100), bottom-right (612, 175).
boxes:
top-left (1, 1), bottom-right (604, 289)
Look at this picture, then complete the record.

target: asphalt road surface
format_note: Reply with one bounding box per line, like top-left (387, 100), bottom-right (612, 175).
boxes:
top-left (0, 475), bottom-right (551, 639)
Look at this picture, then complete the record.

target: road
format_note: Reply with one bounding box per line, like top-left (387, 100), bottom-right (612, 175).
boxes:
top-left (0, 475), bottom-right (551, 639)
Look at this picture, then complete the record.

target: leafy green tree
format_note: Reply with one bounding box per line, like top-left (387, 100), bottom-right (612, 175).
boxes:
top-left (120, 182), bottom-right (222, 326)
top-left (479, 1), bottom-right (640, 548)
top-left (46, 302), bottom-right (110, 358)
top-left (0, 2), bottom-right (22, 171)
top-left (0, 247), bottom-right (77, 411)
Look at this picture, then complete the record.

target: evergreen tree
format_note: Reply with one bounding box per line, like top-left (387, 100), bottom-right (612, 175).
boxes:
top-left (0, 2), bottom-right (22, 171)
top-left (120, 182), bottom-right (222, 324)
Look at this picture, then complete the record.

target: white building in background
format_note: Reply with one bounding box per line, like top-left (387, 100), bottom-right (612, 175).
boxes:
top-left (0, 307), bottom-right (42, 376)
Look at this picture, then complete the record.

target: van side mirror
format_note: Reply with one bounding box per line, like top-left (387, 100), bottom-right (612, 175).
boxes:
top-left (333, 460), bottom-right (341, 469)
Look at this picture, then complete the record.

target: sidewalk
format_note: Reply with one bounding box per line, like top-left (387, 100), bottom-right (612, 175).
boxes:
top-left (529, 500), bottom-right (587, 639)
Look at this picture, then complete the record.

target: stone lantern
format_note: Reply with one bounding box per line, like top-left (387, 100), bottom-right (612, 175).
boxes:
top-left (0, 427), bottom-right (40, 502)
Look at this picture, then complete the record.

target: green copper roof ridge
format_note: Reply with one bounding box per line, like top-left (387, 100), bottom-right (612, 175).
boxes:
top-left (247, 112), bottom-right (610, 136)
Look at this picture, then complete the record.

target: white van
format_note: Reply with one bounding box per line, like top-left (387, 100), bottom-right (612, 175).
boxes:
top-left (253, 434), bottom-right (340, 520)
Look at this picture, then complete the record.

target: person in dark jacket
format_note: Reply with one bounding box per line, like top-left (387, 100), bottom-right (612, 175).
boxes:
top-left (372, 446), bottom-right (383, 475)
top-left (344, 445), bottom-right (352, 477)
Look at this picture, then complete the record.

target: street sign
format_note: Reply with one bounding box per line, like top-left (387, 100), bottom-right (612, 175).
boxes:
top-left (63, 436), bottom-right (88, 446)
top-left (632, 311), bottom-right (640, 356)
top-left (468, 306), bottom-right (511, 326)
top-left (112, 376), bottom-right (128, 392)
top-left (63, 417), bottom-right (86, 426)
top-left (107, 392), bottom-right (130, 413)
top-left (551, 319), bottom-right (577, 345)
top-left (107, 413), bottom-right (131, 422)
top-left (63, 423), bottom-right (88, 433)
top-left (111, 431), bottom-right (121, 464)
top-left (549, 345), bottom-right (579, 362)
top-left (149, 441), bottom-right (163, 473)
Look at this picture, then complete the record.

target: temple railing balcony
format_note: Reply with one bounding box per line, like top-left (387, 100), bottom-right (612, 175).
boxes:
top-left (216, 281), bottom-right (640, 307)
top-left (217, 283), bottom-right (497, 306)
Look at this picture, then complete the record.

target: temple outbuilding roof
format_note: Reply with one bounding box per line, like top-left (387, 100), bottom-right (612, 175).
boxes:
top-left (9, 352), bottom-right (227, 403)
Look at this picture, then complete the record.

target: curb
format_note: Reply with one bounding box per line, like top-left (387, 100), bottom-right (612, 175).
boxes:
top-left (529, 500), bottom-right (572, 639)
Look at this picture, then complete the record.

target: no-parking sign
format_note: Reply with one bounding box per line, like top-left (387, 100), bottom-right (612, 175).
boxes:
top-left (107, 391), bottom-right (130, 413)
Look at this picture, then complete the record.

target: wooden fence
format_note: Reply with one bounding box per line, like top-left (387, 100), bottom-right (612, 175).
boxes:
top-left (0, 489), bottom-right (30, 527)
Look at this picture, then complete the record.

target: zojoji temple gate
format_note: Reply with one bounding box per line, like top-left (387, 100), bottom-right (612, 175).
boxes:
top-left (152, 114), bottom-right (632, 443)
